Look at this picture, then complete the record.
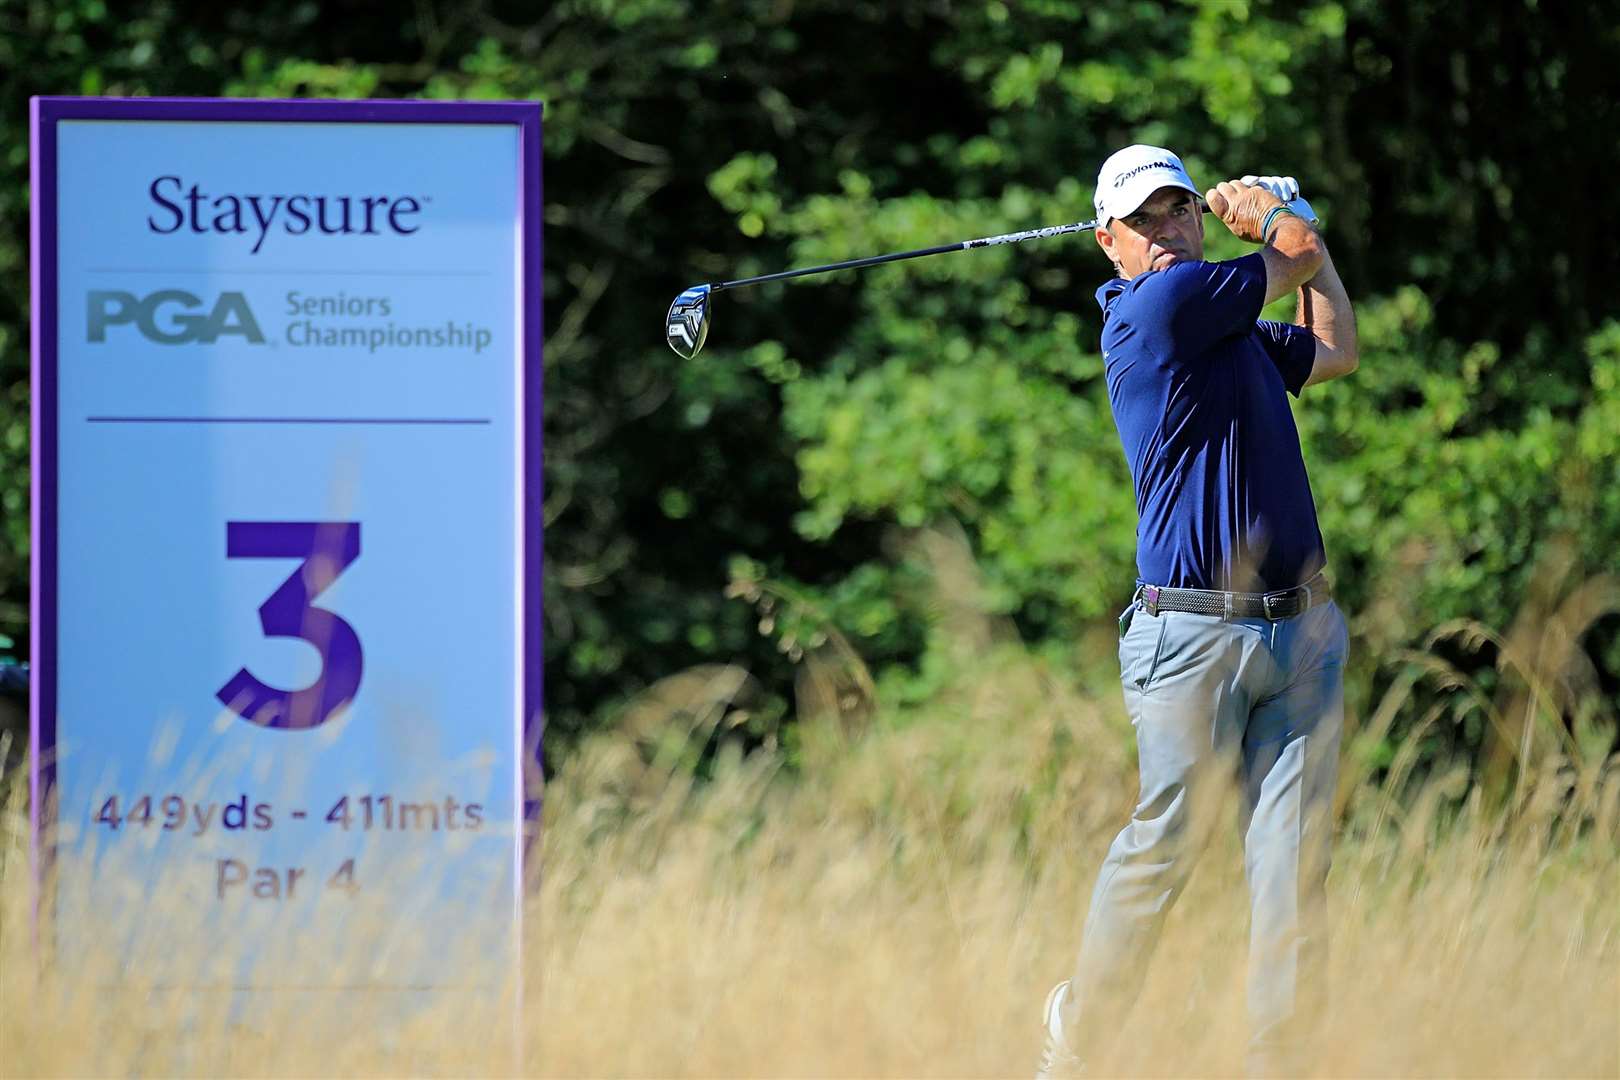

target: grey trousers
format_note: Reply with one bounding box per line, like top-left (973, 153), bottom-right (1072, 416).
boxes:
top-left (1067, 599), bottom-right (1348, 1077)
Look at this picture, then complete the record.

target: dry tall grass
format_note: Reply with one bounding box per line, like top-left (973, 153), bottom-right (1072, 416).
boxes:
top-left (3, 629), bottom-right (1617, 1077)
top-left (529, 646), bottom-right (1618, 1079)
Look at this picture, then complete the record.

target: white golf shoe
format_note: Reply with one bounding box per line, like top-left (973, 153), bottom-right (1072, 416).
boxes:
top-left (1035, 979), bottom-right (1084, 1079)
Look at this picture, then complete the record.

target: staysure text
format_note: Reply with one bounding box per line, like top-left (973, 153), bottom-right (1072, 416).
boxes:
top-left (146, 176), bottom-right (426, 254)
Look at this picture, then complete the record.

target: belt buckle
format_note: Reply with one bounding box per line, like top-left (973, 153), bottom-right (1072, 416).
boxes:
top-left (1262, 590), bottom-right (1287, 621)
top-left (1142, 585), bottom-right (1161, 616)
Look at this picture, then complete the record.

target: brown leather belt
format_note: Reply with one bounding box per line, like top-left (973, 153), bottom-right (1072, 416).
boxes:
top-left (1137, 573), bottom-right (1331, 621)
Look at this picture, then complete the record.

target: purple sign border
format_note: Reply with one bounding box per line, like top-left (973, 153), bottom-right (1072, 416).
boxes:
top-left (28, 96), bottom-right (545, 961)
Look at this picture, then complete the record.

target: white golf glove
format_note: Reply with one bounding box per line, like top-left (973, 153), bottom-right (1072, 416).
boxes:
top-left (1240, 174), bottom-right (1319, 228)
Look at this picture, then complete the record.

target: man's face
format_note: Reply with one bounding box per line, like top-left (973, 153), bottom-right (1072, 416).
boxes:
top-left (1095, 188), bottom-right (1205, 279)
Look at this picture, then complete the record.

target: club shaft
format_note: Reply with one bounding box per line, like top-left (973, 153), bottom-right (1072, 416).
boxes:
top-left (713, 218), bottom-right (1099, 293)
top-left (715, 242), bottom-right (963, 292)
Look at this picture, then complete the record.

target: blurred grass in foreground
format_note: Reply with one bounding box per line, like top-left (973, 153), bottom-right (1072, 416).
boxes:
top-left (3, 601), bottom-right (1617, 1077)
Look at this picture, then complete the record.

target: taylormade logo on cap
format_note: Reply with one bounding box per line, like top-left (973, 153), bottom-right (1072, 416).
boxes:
top-left (1094, 144), bottom-right (1201, 223)
top-left (1112, 158), bottom-right (1180, 187)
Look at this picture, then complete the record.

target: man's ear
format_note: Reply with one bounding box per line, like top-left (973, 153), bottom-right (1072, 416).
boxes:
top-left (1095, 224), bottom-right (1121, 272)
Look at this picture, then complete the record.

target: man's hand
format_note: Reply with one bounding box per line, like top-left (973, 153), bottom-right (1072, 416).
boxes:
top-left (1230, 178), bottom-right (1354, 382)
top-left (1206, 178), bottom-right (1325, 304)
top-left (1240, 174), bottom-right (1298, 203)
top-left (1241, 174), bottom-right (1321, 229)
top-left (1204, 179), bottom-right (1286, 244)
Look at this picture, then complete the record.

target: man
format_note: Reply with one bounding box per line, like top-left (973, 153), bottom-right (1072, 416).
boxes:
top-left (1037, 145), bottom-right (1358, 1079)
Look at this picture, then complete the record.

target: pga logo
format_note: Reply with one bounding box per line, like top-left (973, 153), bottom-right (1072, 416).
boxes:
top-left (87, 289), bottom-right (266, 345)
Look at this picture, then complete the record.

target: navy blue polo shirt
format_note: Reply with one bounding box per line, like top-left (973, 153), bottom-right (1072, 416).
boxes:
top-left (1096, 252), bottom-right (1326, 593)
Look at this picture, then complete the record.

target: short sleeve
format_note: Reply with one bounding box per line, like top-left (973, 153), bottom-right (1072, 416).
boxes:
top-left (1254, 319), bottom-right (1318, 397)
top-left (1121, 253), bottom-right (1269, 359)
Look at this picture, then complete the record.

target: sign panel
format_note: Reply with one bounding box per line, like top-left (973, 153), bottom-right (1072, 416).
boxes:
top-left (31, 98), bottom-right (542, 995)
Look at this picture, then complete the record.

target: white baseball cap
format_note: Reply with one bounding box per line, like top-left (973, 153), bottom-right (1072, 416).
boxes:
top-left (1093, 144), bottom-right (1202, 224)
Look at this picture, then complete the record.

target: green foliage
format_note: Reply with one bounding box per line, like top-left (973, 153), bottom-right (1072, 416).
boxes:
top-left (1307, 307), bottom-right (1619, 745)
top-left (0, 0), bottom-right (1615, 779)
top-left (785, 353), bottom-right (1134, 621)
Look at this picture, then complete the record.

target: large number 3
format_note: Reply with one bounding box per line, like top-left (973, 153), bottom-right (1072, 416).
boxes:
top-left (217, 522), bottom-right (363, 730)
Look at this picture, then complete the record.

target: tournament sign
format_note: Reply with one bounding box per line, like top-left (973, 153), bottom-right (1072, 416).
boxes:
top-left (30, 98), bottom-right (542, 994)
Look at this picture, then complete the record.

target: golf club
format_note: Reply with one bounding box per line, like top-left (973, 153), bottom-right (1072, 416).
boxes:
top-left (665, 217), bottom-right (1101, 358)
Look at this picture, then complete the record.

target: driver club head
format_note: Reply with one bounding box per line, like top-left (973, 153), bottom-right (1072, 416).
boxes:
top-left (666, 284), bottom-right (712, 359)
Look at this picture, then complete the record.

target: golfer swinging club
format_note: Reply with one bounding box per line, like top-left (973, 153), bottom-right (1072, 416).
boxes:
top-left (1037, 145), bottom-right (1358, 1079)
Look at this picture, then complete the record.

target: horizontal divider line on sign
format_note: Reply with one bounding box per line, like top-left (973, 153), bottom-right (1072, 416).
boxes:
top-left (83, 267), bottom-right (495, 277)
top-left (86, 416), bottom-right (493, 425)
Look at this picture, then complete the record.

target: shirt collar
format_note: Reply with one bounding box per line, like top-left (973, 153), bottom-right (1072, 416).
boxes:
top-left (1095, 276), bottom-right (1129, 312)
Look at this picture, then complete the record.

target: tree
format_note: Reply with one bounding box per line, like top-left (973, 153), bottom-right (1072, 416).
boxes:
top-left (1, 0), bottom-right (1614, 777)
